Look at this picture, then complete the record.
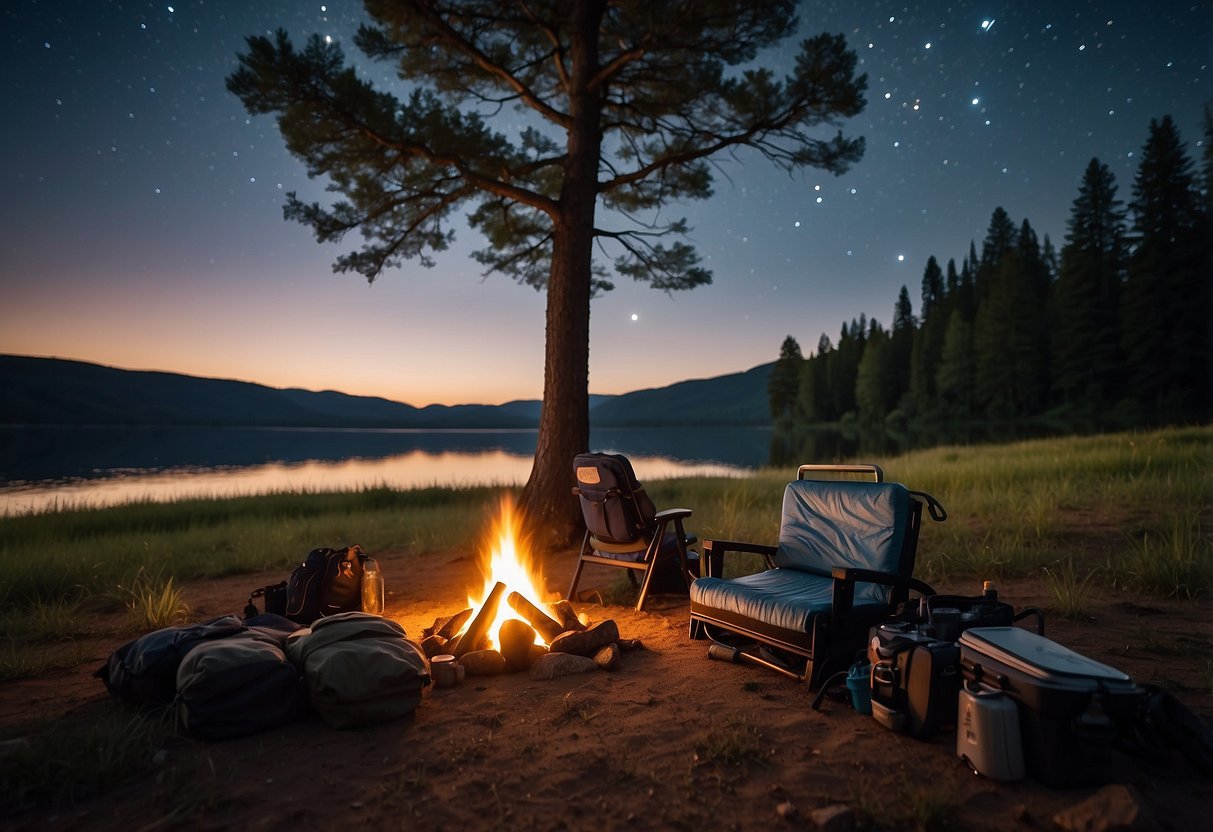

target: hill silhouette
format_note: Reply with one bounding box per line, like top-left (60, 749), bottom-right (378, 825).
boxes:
top-left (0, 355), bottom-right (771, 428)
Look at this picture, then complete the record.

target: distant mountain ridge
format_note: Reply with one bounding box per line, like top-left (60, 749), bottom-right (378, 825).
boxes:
top-left (0, 354), bottom-right (772, 428)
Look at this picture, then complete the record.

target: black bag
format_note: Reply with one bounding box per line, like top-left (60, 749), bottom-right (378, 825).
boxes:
top-left (868, 622), bottom-right (962, 739)
top-left (284, 545), bottom-right (367, 626)
top-left (244, 581), bottom-right (288, 618)
top-left (573, 453), bottom-right (658, 545)
top-left (95, 614), bottom-right (247, 707)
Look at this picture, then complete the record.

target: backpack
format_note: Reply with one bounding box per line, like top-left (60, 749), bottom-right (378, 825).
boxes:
top-left (176, 626), bottom-right (308, 740)
top-left (283, 545), bottom-right (368, 625)
top-left (573, 453), bottom-right (658, 545)
top-left (285, 612), bottom-right (430, 728)
top-left (95, 615), bottom-right (247, 707)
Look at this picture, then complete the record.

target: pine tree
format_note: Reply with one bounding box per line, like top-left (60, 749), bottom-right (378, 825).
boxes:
top-left (855, 321), bottom-right (891, 424)
top-left (226, 0), bottom-right (868, 539)
top-left (1053, 158), bottom-right (1127, 409)
top-left (936, 308), bottom-right (976, 418)
top-left (888, 285), bottom-right (916, 416)
top-left (796, 333), bottom-right (833, 423)
top-left (768, 335), bottom-right (804, 424)
top-left (910, 257), bottom-right (947, 416)
top-left (1123, 115), bottom-right (1208, 416)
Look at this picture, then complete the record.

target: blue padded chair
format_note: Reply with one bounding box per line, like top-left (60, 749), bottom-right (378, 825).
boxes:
top-left (689, 464), bottom-right (945, 688)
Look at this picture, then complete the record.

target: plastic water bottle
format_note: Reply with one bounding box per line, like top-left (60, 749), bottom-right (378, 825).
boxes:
top-left (361, 557), bottom-right (384, 615)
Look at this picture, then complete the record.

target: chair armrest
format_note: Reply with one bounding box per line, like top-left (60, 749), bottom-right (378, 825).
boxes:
top-left (653, 507), bottom-right (692, 521)
top-left (702, 540), bottom-right (777, 577)
top-left (829, 566), bottom-right (935, 622)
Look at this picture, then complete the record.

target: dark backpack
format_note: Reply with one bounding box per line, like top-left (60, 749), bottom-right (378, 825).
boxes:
top-left (95, 614), bottom-right (247, 707)
top-left (573, 453), bottom-right (658, 545)
top-left (284, 545), bottom-right (367, 626)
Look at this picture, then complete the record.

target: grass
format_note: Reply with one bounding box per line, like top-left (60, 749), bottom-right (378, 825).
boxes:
top-left (0, 425), bottom-right (1208, 633)
top-left (1041, 557), bottom-right (1098, 620)
top-left (0, 707), bottom-right (178, 813)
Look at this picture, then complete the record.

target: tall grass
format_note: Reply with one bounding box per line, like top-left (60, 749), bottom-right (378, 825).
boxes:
top-left (0, 485), bottom-right (502, 609)
top-left (0, 426), bottom-right (1209, 624)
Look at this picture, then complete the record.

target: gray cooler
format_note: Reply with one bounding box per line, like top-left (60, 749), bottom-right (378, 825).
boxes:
top-left (959, 626), bottom-right (1146, 787)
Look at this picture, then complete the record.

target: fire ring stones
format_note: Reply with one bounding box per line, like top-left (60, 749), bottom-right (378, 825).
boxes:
top-left (548, 620), bottom-right (620, 657)
top-left (529, 652), bottom-right (597, 680)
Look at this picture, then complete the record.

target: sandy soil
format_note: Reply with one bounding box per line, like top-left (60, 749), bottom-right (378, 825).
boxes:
top-left (2, 546), bottom-right (1211, 831)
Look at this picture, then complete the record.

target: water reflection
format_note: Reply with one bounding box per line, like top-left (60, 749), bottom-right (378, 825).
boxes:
top-left (0, 426), bottom-right (760, 515)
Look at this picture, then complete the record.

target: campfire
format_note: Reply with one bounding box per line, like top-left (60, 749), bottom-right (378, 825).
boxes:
top-left (419, 498), bottom-right (636, 681)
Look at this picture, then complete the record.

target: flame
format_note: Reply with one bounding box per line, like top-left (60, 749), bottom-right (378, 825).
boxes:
top-left (462, 496), bottom-right (552, 651)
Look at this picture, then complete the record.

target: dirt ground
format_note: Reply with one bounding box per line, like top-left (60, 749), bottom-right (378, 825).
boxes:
top-left (2, 546), bottom-right (1211, 831)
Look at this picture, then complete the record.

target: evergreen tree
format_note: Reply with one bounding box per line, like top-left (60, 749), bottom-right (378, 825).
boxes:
top-left (855, 321), bottom-right (891, 423)
top-left (226, 0), bottom-right (868, 539)
top-left (1123, 115), bottom-right (1209, 416)
top-left (1053, 158), bottom-right (1127, 409)
top-left (796, 333), bottom-right (833, 423)
top-left (936, 308), bottom-right (976, 418)
top-left (768, 335), bottom-right (804, 423)
top-left (910, 257), bottom-right (947, 416)
top-left (888, 285), bottom-right (916, 414)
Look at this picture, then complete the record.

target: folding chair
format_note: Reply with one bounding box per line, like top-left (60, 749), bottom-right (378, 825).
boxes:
top-left (689, 463), bottom-right (946, 688)
top-left (566, 453), bottom-right (698, 611)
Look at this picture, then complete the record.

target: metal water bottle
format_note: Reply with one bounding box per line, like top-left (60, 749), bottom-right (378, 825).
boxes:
top-left (361, 557), bottom-right (384, 615)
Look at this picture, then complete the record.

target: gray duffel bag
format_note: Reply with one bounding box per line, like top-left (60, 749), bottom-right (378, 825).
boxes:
top-left (176, 627), bottom-right (307, 740)
top-left (285, 612), bottom-right (430, 728)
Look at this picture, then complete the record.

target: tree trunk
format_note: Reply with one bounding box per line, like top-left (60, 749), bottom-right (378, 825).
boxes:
top-left (517, 0), bottom-right (605, 550)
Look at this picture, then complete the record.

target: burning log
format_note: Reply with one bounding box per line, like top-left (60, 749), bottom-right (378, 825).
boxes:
top-left (550, 600), bottom-right (586, 632)
top-left (436, 608), bottom-right (473, 641)
top-left (499, 619), bottom-right (539, 671)
top-left (420, 634), bottom-right (448, 658)
top-left (505, 591), bottom-right (565, 642)
top-left (453, 581), bottom-right (507, 659)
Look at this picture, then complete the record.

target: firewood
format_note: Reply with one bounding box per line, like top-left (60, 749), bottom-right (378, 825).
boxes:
top-left (550, 599), bottom-right (586, 632)
top-left (499, 619), bottom-right (538, 671)
top-left (436, 608), bottom-right (473, 641)
top-left (505, 592), bottom-right (565, 642)
top-left (549, 620), bottom-right (619, 657)
top-left (420, 634), bottom-right (448, 658)
top-left (453, 582), bottom-right (506, 659)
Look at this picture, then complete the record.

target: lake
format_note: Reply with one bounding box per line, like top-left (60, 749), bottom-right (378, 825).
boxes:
top-left (0, 425), bottom-right (775, 515)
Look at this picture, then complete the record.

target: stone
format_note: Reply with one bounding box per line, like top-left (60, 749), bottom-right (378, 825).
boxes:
top-left (594, 643), bottom-right (621, 671)
top-left (1052, 785), bottom-right (1154, 832)
top-left (775, 800), bottom-right (798, 821)
top-left (549, 620), bottom-right (619, 657)
top-left (550, 599), bottom-right (586, 632)
top-left (499, 619), bottom-right (538, 671)
top-left (460, 649), bottom-right (507, 676)
top-left (529, 652), bottom-right (596, 681)
top-left (420, 634), bottom-right (448, 658)
top-left (809, 805), bottom-right (854, 832)
top-left (526, 643), bottom-right (549, 667)
top-left (617, 638), bottom-right (644, 652)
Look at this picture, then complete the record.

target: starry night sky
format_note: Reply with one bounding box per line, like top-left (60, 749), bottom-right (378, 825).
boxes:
top-left (2, 1), bottom-right (1210, 406)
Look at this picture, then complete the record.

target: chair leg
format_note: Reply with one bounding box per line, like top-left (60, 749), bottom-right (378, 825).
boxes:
top-left (566, 532), bottom-right (591, 601)
top-left (634, 559), bottom-right (658, 611)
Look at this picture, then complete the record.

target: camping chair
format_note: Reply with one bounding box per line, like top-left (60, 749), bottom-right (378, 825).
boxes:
top-left (688, 463), bottom-right (946, 689)
top-left (567, 453), bottom-right (698, 611)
